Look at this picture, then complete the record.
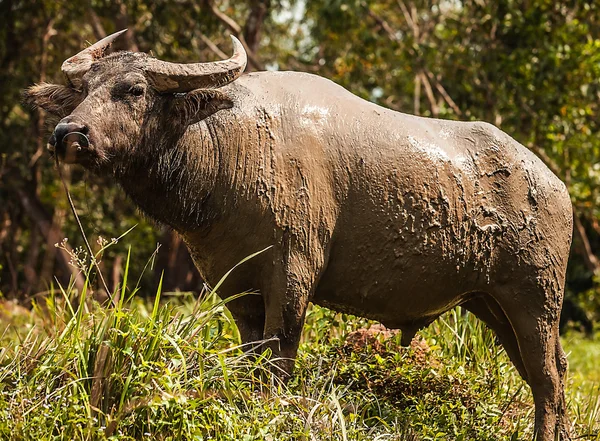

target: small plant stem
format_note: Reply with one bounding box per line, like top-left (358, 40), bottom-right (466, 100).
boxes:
top-left (54, 155), bottom-right (115, 308)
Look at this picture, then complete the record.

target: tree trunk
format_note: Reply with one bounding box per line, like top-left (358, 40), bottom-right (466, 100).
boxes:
top-left (23, 227), bottom-right (40, 297)
top-left (574, 214), bottom-right (600, 274)
top-left (244, 0), bottom-right (270, 55)
top-left (14, 185), bottom-right (86, 293)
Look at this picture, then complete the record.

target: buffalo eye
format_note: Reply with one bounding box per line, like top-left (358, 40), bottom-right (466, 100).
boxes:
top-left (129, 84), bottom-right (145, 97)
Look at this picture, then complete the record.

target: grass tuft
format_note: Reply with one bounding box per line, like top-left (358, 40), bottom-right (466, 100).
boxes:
top-left (0, 253), bottom-right (599, 440)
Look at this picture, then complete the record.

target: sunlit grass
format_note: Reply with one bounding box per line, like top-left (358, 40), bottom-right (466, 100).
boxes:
top-left (0, 255), bottom-right (599, 440)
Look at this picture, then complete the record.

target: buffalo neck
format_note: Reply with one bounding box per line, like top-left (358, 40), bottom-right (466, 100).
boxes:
top-left (112, 117), bottom-right (228, 233)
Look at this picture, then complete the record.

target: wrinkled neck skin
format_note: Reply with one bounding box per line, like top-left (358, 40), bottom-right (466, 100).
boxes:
top-left (109, 111), bottom-right (230, 233)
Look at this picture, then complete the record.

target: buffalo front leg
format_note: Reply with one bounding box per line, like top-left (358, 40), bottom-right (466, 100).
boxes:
top-left (226, 294), bottom-right (265, 349)
top-left (261, 251), bottom-right (317, 380)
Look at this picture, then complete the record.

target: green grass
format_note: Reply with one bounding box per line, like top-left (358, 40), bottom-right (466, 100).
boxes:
top-left (0, 272), bottom-right (599, 440)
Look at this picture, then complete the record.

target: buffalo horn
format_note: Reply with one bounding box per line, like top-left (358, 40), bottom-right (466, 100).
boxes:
top-left (144, 35), bottom-right (247, 93)
top-left (61, 29), bottom-right (128, 89)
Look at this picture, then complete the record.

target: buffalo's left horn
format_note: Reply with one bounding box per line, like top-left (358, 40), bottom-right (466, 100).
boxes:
top-left (62, 29), bottom-right (128, 89)
top-left (143, 35), bottom-right (247, 93)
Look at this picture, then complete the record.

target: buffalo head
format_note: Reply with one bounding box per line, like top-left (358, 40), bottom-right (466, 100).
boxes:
top-left (24, 30), bottom-right (247, 171)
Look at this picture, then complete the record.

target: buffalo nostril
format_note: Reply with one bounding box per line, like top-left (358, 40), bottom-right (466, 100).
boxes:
top-left (63, 132), bottom-right (90, 152)
top-left (52, 122), bottom-right (88, 150)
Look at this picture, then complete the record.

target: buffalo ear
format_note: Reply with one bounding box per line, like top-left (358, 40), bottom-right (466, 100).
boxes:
top-left (172, 89), bottom-right (233, 126)
top-left (23, 83), bottom-right (82, 117)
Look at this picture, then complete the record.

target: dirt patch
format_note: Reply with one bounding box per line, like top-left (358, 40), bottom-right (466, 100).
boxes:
top-left (343, 324), bottom-right (432, 367)
top-left (335, 325), bottom-right (477, 410)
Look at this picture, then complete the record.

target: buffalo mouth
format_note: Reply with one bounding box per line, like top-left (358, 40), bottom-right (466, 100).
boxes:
top-left (48, 132), bottom-right (97, 165)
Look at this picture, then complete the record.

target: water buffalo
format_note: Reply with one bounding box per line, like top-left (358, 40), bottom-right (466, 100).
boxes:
top-left (25, 30), bottom-right (573, 440)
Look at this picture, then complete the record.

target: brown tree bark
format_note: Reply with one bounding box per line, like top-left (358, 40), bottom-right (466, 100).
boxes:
top-left (88, 4), bottom-right (107, 41)
top-left (13, 185), bottom-right (86, 293)
top-left (39, 177), bottom-right (68, 288)
top-left (205, 0), bottom-right (265, 71)
top-left (574, 214), bottom-right (600, 274)
top-left (115, 1), bottom-right (139, 52)
top-left (23, 228), bottom-right (40, 296)
top-left (29, 18), bottom-right (56, 170)
top-left (368, 4), bottom-right (461, 116)
top-left (244, 0), bottom-right (270, 54)
top-left (3, 210), bottom-right (21, 295)
top-left (88, 1), bottom-right (138, 52)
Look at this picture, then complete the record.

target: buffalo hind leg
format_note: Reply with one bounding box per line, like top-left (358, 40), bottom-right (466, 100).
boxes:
top-left (495, 285), bottom-right (570, 441)
top-left (461, 296), bottom-right (528, 382)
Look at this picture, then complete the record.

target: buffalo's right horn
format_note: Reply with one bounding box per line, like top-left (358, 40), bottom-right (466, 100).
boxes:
top-left (143, 35), bottom-right (247, 93)
top-left (61, 29), bottom-right (128, 89)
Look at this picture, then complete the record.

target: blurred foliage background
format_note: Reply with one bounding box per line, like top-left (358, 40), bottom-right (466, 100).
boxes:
top-left (1, 0), bottom-right (599, 331)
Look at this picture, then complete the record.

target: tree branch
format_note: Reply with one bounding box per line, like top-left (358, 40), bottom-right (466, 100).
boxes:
top-left (199, 32), bottom-right (228, 59)
top-left (244, 0), bottom-right (270, 54)
top-left (206, 0), bottom-right (264, 71)
top-left (88, 1), bottom-right (138, 52)
top-left (115, 1), bottom-right (139, 52)
top-left (208, 1), bottom-right (242, 34)
top-left (88, 2), bottom-right (106, 40)
top-left (397, 0), bottom-right (418, 39)
top-left (368, 5), bottom-right (459, 117)
top-left (425, 70), bottom-right (462, 116)
top-left (574, 214), bottom-right (600, 274)
top-left (367, 8), bottom-right (399, 41)
top-left (414, 74), bottom-right (421, 115)
top-left (420, 71), bottom-right (439, 116)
